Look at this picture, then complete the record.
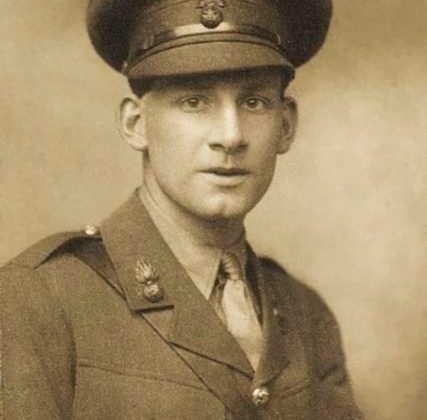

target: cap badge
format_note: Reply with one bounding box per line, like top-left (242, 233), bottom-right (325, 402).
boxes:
top-left (135, 258), bottom-right (165, 303)
top-left (197, 0), bottom-right (225, 29)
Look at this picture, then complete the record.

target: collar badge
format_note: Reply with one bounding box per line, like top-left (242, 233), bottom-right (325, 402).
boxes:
top-left (197, 0), bottom-right (225, 29)
top-left (135, 258), bottom-right (165, 303)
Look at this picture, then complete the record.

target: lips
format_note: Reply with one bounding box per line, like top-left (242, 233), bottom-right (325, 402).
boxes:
top-left (202, 167), bottom-right (250, 176)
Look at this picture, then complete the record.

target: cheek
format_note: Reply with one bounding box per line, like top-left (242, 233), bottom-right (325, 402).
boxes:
top-left (246, 131), bottom-right (282, 168)
top-left (244, 115), bottom-right (283, 151)
top-left (146, 117), bottom-right (184, 162)
top-left (144, 114), bottom-right (205, 192)
top-left (245, 123), bottom-right (281, 192)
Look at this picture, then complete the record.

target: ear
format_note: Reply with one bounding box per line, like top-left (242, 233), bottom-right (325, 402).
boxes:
top-left (277, 96), bottom-right (298, 154)
top-left (119, 95), bottom-right (148, 151)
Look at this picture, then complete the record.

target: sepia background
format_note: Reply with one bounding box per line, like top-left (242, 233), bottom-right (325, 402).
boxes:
top-left (1, 1), bottom-right (426, 418)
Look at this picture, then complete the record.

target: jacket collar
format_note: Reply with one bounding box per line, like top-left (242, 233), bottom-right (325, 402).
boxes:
top-left (100, 190), bottom-right (253, 377)
top-left (139, 183), bottom-right (248, 301)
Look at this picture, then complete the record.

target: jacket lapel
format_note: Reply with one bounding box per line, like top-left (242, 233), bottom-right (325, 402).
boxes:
top-left (100, 192), bottom-right (256, 416)
top-left (247, 248), bottom-right (309, 392)
top-left (246, 247), bottom-right (290, 388)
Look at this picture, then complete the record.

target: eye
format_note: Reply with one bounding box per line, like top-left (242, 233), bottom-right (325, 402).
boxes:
top-left (242, 97), bottom-right (270, 112)
top-left (179, 96), bottom-right (210, 112)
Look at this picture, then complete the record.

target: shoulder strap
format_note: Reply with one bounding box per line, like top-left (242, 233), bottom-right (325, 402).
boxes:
top-left (8, 231), bottom-right (97, 269)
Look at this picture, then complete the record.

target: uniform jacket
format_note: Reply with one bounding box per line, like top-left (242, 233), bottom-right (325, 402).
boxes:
top-left (0, 192), bottom-right (363, 419)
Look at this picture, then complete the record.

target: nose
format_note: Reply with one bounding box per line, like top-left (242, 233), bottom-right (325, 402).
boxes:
top-left (208, 102), bottom-right (247, 154)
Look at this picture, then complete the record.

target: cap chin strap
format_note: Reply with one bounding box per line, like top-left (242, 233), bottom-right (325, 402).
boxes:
top-left (124, 22), bottom-right (286, 74)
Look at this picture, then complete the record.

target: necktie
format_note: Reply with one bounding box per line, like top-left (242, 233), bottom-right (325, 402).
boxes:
top-left (214, 251), bottom-right (264, 370)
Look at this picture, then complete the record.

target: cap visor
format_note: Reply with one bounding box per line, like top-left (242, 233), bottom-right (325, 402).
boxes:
top-left (127, 41), bottom-right (294, 80)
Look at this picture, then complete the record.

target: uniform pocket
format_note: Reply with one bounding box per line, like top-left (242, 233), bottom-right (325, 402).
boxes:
top-left (73, 360), bottom-right (225, 420)
top-left (77, 358), bottom-right (207, 391)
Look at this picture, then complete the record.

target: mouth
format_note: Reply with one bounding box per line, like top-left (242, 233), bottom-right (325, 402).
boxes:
top-left (200, 167), bottom-right (250, 188)
top-left (202, 167), bottom-right (250, 176)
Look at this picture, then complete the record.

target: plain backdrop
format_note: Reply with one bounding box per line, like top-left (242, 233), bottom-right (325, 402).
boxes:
top-left (1, 1), bottom-right (426, 419)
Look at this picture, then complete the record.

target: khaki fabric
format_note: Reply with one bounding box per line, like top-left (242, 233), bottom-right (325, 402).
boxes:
top-left (0, 191), bottom-right (363, 419)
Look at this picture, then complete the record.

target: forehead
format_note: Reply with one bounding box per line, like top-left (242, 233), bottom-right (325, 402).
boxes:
top-left (147, 68), bottom-right (284, 93)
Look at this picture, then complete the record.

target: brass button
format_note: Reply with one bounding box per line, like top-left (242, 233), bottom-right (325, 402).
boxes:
top-left (252, 386), bottom-right (270, 407)
top-left (84, 224), bottom-right (99, 236)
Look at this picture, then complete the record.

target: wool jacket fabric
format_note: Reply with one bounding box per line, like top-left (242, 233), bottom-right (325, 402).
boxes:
top-left (0, 191), bottom-right (363, 419)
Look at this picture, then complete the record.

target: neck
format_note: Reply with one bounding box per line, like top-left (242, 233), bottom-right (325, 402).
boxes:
top-left (141, 173), bottom-right (244, 249)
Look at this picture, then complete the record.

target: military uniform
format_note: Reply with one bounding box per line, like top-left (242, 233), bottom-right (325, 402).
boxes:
top-left (1, 191), bottom-right (363, 419)
top-left (1, 0), bottom-right (364, 418)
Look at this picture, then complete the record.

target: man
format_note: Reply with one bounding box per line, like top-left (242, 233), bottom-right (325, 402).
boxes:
top-left (1, 0), bottom-right (364, 418)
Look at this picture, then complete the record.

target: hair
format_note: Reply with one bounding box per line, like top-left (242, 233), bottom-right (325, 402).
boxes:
top-left (128, 78), bottom-right (153, 98)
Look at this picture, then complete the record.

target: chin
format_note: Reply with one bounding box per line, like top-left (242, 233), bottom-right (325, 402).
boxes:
top-left (191, 198), bottom-right (255, 222)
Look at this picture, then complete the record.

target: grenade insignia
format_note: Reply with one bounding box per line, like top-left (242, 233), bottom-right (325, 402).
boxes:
top-left (135, 258), bottom-right (165, 303)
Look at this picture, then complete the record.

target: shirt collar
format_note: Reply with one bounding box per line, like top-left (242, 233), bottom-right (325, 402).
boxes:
top-left (139, 184), bottom-right (247, 299)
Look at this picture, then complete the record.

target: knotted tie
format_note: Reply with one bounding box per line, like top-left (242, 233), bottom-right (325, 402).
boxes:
top-left (213, 251), bottom-right (264, 369)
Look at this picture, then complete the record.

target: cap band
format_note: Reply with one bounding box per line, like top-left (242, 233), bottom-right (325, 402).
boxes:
top-left (126, 22), bottom-right (285, 74)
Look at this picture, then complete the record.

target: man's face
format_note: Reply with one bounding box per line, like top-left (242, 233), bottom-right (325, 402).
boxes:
top-left (124, 69), bottom-right (296, 222)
